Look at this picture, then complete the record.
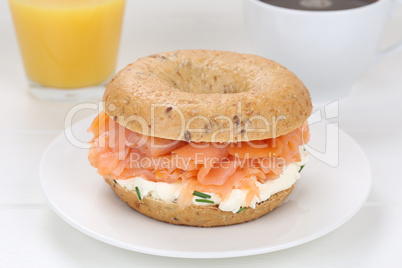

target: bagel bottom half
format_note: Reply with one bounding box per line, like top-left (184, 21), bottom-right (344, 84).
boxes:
top-left (104, 175), bottom-right (295, 227)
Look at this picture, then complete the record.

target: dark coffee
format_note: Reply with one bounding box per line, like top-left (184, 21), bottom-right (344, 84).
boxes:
top-left (259, 0), bottom-right (377, 11)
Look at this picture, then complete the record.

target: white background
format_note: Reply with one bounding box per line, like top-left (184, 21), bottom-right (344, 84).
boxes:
top-left (1, 0), bottom-right (402, 267)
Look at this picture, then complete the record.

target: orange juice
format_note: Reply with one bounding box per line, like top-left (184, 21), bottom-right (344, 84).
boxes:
top-left (9, 0), bottom-right (125, 89)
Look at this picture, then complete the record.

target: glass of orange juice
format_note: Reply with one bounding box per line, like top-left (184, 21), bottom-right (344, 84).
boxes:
top-left (8, 0), bottom-right (126, 102)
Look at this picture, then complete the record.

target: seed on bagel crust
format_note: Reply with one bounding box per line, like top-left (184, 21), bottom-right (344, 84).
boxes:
top-left (233, 115), bottom-right (240, 126)
top-left (184, 131), bottom-right (191, 142)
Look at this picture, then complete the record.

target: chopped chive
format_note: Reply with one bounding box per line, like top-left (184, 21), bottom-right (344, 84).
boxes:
top-left (135, 186), bottom-right (142, 201)
top-left (299, 165), bottom-right (305, 173)
top-left (113, 179), bottom-right (117, 183)
top-left (237, 207), bottom-right (247, 213)
top-left (195, 199), bottom-right (214, 204)
top-left (192, 190), bottom-right (211, 199)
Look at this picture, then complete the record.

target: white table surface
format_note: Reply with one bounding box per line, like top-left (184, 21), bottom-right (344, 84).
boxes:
top-left (1, 0), bottom-right (402, 267)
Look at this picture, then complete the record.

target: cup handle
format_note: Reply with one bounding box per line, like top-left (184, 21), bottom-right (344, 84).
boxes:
top-left (371, 0), bottom-right (402, 65)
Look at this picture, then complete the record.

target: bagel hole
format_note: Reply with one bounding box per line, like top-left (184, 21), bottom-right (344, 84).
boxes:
top-left (160, 60), bottom-right (251, 94)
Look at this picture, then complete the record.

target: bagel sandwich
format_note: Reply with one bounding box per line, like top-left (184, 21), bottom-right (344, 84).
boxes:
top-left (87, 50), bottom-right (312, 227)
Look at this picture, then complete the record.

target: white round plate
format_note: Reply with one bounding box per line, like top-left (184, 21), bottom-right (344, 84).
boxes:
top-left (40, 115), bottom-right (371, 258)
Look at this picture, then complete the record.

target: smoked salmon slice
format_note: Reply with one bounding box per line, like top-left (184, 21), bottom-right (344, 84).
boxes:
top-left (88, 112), bottom-right (309, 208)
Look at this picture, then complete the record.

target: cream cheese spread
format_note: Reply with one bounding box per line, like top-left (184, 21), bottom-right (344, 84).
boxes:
top-left (117, 148), bottom-right (308, 213)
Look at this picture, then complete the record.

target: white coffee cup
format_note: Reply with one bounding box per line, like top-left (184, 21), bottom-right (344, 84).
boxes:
top-left (243, 0), bottom-right (402, 102)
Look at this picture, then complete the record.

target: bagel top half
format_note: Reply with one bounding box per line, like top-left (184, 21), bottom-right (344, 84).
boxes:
top-left (103, 50), bottom-right (312, 143)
